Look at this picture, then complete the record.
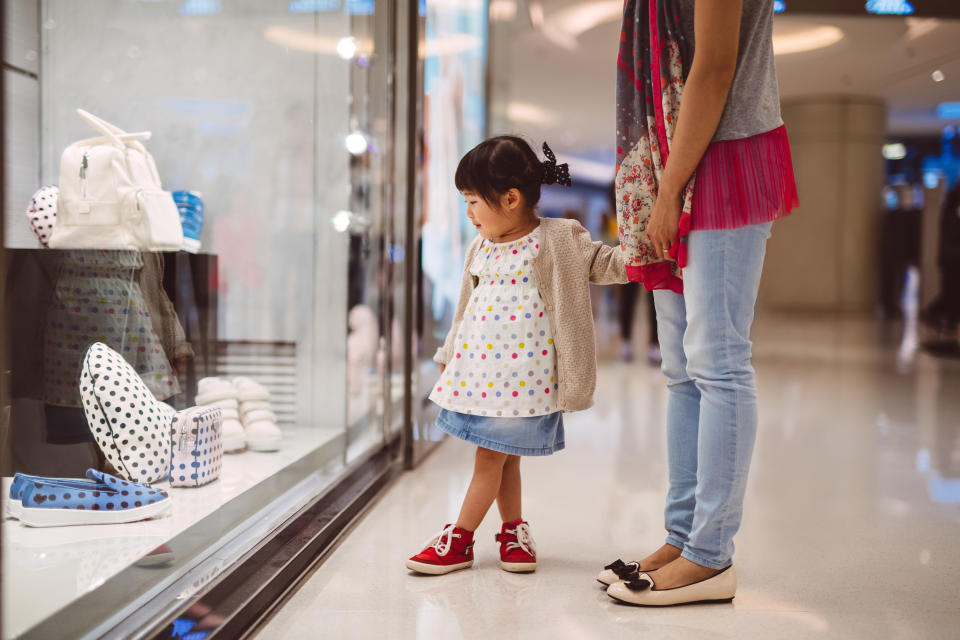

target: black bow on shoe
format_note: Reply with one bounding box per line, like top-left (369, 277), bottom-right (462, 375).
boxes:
top-left (604, 559), bottom-right (641, 579)
top-left (624, 576), bottom-right (652, 591)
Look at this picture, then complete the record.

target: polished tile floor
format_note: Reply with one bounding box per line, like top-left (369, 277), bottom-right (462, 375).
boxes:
top-left (256, 314), bottom-right (960, 640)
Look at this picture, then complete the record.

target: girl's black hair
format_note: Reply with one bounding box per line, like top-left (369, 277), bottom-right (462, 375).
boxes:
top-left (455, 136), bottom-right (544, 209)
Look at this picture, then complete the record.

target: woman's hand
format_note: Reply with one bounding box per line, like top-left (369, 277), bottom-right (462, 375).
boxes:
top-left (647, 189), bottom-right (682, 261)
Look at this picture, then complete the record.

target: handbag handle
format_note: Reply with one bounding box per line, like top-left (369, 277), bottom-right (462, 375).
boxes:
top-left (77, 109), bottom-right (149, 153)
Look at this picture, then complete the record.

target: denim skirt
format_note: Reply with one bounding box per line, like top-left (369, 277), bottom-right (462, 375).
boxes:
top-left (436, 408), bottom-right (565, 456)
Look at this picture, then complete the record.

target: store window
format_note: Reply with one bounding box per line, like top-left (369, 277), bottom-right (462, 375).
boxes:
top-left (1, 0), bottom-right (402, 637)
top-left (410, 0), bottom-right (489, 464)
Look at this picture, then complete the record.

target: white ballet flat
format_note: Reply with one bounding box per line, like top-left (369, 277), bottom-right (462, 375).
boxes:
top-left (607, 566), bottom-right (737, 607)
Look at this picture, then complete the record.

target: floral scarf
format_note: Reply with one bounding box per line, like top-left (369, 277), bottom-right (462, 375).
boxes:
top-left (615, 0), bottom-right (693, 294)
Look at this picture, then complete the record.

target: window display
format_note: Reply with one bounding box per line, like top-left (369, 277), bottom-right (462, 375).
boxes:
top-left (1, 0), bottom-right (407, 637)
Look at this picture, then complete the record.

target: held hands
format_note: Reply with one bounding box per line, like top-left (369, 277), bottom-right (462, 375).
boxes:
top-left (647, 190), bottom-right (682, 262)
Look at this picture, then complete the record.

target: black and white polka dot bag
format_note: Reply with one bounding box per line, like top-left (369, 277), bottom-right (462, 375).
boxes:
top-left (26, 185), bottom-right (58, 247)
top-left (80, 342), bottom-right (175, 484)
top-left (170, 406), bottom-right (223, 487)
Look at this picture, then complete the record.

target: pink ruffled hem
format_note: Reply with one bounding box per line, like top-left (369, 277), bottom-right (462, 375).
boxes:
top-left (690, 125), bottom-right (799, 231)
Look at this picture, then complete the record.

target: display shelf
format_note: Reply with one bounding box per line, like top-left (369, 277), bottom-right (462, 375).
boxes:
top-left (1, 426), bottom-right (343, 640)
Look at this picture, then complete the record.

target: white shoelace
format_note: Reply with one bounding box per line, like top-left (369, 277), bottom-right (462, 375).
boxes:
top-left (422, 524), bottom-right (460, 557)
top-left (503, 522), bottom-right (536, 556)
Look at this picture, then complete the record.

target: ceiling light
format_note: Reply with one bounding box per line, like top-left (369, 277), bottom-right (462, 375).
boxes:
top-left (264, 26), bottom-right (374, 57)
top-left (931, 69), bottom-right (945, 83)
top-left (540, 1), bottom-right (622, 50)
top-left (332, 210), bottom-right (352, 233)
top-left (773, 1), bottom-right (786, 13)
top-left (772, 25), bottom-right (843, 55)
top-left (490, 0), bottom-right (517, 21)
top-left (345, 131), bottom-right (369, 155)
top-left (336, 36), bottom-right (358, 59)
top-left (882, 143), bottom-right (907, 160)
top-left (529, 1), bottom-right (544, 29)
top-left (905, 17), bottom-right (939, 40)
top-left (507, 102), bottom-right (557, 125)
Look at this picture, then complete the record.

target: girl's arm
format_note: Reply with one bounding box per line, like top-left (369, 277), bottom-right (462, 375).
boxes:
top-left (574, 222), bottom-right (629, 285)
top-left (433, 238), bottom-right (482, 366)
top-left (647, 0), bottom-right (743, 260)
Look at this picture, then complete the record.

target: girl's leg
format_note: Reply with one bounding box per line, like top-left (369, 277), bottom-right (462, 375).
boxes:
top-left (456, 447), bottom-right (509, 531)
top-left (496, 455), bottom-right (522, 523)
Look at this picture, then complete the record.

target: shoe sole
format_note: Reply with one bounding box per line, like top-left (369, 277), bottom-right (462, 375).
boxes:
top-left (6, 500), bottom-right (22, 520)
top-left (608, 594), bottom-right (735, 607)
top-left (19, 499), bottom-right (172, 527)
top-left (223, 436), bottom-right (247, 453)
top-left (500, 561), bottom-right (536, 573)
top-left (405, 559), bottom-right (473, 575)
top-left (247, 437), bottom-right (281, 452)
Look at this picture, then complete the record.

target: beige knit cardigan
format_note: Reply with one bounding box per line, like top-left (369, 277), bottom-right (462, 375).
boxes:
top-left (433, 217), bottom-right (628, 412)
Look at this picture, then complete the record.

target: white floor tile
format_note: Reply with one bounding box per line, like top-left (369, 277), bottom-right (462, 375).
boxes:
top-left (256, 314), bottom-right (960, 640)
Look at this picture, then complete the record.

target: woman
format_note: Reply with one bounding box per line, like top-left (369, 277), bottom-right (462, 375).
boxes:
top-left (600, 0), bottom-right (798, 605)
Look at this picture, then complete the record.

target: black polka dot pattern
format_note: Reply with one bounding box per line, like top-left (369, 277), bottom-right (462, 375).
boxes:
top-left (170, 406), bottom-right (224, 487)
top-left (26, 185), bottom-right (59, 247)
top-left (80, 342), bottom-right (175, 484)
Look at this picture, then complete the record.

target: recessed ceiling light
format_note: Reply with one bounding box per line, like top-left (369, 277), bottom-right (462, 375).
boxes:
top-left (507, 102), bottom-right (558, 125)
top-left (336, 37), bottom-right (358, 60)
top-left (773, 25), bottom-right (843, 55)
top-left (345, 132), bottom-right (369, 155)
top-left (882, 143), bottom-right (907, 160)
top-left (932, 69), bottom-right (945, 82)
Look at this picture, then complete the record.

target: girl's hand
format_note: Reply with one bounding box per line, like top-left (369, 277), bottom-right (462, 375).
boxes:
top-left (647, 190), bottom-right (682, 261)
top-left (441, 364), bottom-right (446, 374)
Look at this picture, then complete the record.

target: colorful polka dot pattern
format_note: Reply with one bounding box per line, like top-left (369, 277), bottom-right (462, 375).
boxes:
top-left (429, 227), bottom-right (559, 417)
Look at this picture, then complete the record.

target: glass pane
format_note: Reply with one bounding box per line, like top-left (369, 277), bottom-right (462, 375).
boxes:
top-left (411, 0), bottom-right (489, 463)
top-left (1, 1), bottom-right (397, 636)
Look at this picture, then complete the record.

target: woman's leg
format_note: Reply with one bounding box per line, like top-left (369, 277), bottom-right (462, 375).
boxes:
top-left (679, 221), bottom-right (772, 570)
top-left (456, 447), bottom-right (510, 531)
top-left (653, 289), bottom-right (701, 557)
top-left (496, 454), bottom-right (522, 523)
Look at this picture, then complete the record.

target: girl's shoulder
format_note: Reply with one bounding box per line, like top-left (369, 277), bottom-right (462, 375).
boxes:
top-left (538, 216), bottom-right (588, 247)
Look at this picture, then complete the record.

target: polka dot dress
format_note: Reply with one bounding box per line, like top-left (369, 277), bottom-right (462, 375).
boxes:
top-left (430, 227), bottom-right (559, 417)
top-left (42, 249), bottom-right (180, 407)
top-left (26, 185), bottom-right (58, 247)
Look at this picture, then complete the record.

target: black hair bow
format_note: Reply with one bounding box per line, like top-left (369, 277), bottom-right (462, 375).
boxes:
top-left (542, 142), bottom-right (572, 187)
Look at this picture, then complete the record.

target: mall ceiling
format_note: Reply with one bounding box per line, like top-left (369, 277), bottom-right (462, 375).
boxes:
top-left (495, 1), bottom-right (960, 170)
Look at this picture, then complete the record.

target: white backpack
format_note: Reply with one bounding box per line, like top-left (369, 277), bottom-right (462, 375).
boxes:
top-left (49, 109), bottom-right (183, 251)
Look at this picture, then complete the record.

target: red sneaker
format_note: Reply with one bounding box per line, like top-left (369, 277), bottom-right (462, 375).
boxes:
top-left (496, 519), bottom-right (537, 572)
top-left (406, 524), bottom-right (475, 575)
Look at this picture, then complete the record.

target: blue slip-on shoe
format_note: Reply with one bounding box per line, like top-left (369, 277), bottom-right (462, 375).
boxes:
top-left (7, 473), bottom-right (100, 520)
top-left (18, 469), bottom-right (171, 528)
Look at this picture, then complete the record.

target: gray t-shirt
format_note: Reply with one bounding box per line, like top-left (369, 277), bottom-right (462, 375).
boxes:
top-left (676, 0), bottom-right (783, 141)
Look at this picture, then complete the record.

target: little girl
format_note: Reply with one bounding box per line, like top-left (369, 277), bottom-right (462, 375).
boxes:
top-left (406, 136), bottom-right (627, 575)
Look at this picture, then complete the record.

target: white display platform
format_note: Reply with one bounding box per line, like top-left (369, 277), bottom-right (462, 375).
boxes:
top-left (2, 426), bottom-right (342, 639)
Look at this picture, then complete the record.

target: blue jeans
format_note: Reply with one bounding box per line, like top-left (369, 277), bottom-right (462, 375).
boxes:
top-left (652, 221), bottom-right (772, 570)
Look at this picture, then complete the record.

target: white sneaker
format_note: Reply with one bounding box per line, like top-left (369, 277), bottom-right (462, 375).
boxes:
top-left (245, 421), bottom-right (282, 452)
top-left (222, 419), bottom-right (247, 453)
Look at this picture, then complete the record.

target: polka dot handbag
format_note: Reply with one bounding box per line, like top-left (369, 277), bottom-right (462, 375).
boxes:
top-left (80, 342), bottom-right (175, 484)
top-left (26, 185), bottom-right (58, 247)
top-left (170, 406), bottom-right (223, 488)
